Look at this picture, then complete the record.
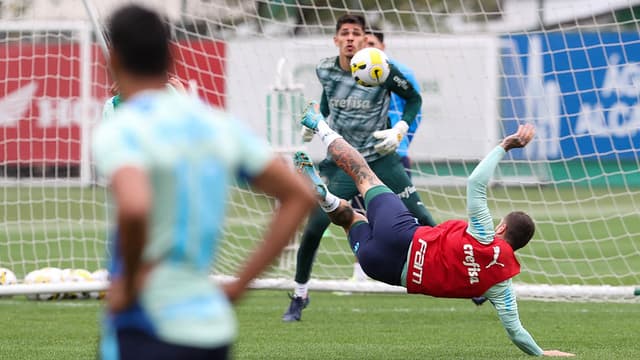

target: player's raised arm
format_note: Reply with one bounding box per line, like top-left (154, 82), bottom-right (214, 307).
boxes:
top-left (373, 64), bottom-right (421, 156)
top-left (466, 124), bottom-right (535, 244)
top-left (382, 63), bottom-right (422, 127)
top-left (478, 125), bottom-right (573, 357)
top-left (484, 281), bottom-right (574, 357)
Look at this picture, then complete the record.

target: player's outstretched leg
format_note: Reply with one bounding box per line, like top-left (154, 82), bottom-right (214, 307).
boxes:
top-left (293, 151), bottom-right (364, 231)
top-left (301, 101), bottom-right (384, 197)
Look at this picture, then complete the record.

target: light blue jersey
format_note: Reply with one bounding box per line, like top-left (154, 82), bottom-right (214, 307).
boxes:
top-left (388, 60), bottom-right (422, 158)
top-left (93, 89), bottom-right (273, 351)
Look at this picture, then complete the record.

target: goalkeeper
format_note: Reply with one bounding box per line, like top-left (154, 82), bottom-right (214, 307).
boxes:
top-left (295, 102), bottom-right (575, 357)
top-left (284, 13), bottom-right (436, 321)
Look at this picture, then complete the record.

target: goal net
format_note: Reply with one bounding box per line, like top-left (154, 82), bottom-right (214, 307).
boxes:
top-left (1, 0), bottom-right (638, 301)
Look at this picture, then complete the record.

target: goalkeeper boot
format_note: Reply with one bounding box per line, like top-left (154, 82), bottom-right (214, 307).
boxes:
top-left (293, 151), bottom-right (327, 199)
top-left (300, 100), bottom-right (324, 131)
top-left (282, 293), bottom-right (310, 322)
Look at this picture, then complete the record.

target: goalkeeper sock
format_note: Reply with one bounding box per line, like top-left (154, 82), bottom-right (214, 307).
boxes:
top-left (316, 121), bottom-right (342, 147)
top-left (320, 192), bottom-right (340, 213)
top-left (294, 282), bottom-right (308, 299)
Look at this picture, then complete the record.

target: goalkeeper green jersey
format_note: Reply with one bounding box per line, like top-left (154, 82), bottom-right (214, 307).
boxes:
top-left (316, 56), bottom-right (422, 162)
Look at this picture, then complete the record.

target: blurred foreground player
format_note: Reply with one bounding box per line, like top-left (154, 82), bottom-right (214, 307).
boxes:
top-left (94, 5), bottom-right (315, 359)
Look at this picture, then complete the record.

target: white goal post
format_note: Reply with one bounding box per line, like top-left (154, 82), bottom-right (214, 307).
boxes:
top-left (0, 0), bottom-right (639, 302)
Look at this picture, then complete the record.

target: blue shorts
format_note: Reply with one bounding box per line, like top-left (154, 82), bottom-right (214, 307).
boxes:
top-left (348, 192), bottom-right (419, 286)
top-left (114, 328), bottom-right (230, 360)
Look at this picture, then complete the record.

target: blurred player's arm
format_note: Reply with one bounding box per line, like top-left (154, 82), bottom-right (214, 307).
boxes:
top-left (110, 165), bottom-right (151, 312)
top-left (222, 119), bottom-right (314, 302)
top-left (223, 157), bottom-right (316, 302)
top-left (92, 120), bottom-right (150, 312)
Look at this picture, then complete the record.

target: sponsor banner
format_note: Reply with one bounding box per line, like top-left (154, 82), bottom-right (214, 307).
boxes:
top-left (0, 40), bottom-right (224, 165)
top-left (501, 33), bottom-right (640, 160)
top-left (0, 43), bottom-right (100, 165)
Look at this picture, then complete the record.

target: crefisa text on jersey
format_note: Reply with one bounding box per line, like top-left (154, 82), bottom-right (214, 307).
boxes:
top-left (462, 244), bottom-right (481, 284)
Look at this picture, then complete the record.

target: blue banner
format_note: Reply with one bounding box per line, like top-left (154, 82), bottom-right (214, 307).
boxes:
top-left (501, 33), bottom-right (640, 160)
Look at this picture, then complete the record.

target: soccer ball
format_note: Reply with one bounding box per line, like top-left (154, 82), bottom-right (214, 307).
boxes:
top-left (24, 268), bottom-right (63, 301)
top-left (350, 47), bottom-right (390, 87)
top-left (89, 269), bottom-right (110, 300)
top-left (0, 267), bottom-right (17, 286)
top-left (0, 267), bottom-right (17, 298)
top-left (61, 268), bottom-right (94, 299)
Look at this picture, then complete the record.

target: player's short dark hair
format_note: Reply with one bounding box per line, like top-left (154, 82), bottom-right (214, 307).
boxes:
top-left (365, 27), bottom-right (384, 44)
top-left (108, 5), bottom-right (171, 76)
top-left (335, 14), bottom-right (366, 33)
top-left (503, 211), bottom-right (535, 251)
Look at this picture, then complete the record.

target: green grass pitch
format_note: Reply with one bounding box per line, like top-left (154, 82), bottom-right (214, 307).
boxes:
top-left (0, 185), bottom-right (638, 358)
top-left (0, 290), bottom-right (638, 359)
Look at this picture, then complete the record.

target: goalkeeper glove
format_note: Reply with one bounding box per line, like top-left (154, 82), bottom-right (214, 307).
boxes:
top-left (301, 126), bottom-right (315, 142)
top-left (372, 121), bottom-right (408, 156)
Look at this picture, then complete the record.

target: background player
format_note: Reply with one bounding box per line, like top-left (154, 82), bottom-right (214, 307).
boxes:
top-left (94, 5), bottom-right (315, 359)
top-left (295, 101), bottom-right (575, 357)
top-left (102, 76), bottom-right (186, 121)
top-left (364, 27), bottom-right (423, 177)
top-left (284, 14), bottom-right (436, 321)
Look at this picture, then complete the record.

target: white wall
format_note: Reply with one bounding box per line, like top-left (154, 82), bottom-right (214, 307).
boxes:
top-left (0, 0), bottom-right (183, 21)
top-left (450, 0), bottom-right (640, 33)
